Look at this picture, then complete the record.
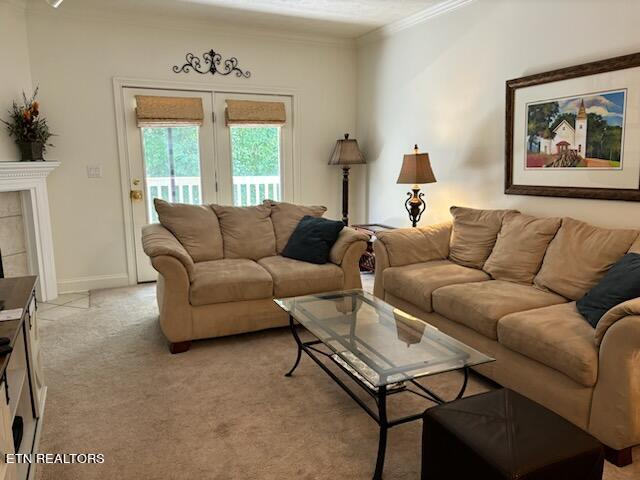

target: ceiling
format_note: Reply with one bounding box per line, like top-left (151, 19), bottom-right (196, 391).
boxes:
top-left (46, 0), bottom-right (447, 38)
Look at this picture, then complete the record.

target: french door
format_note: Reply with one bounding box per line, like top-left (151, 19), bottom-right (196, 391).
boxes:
top-left (123, 87), bottom-right (293, 282)
top-left (124, 88), bottom-right (215, 282)
top-left (213, 92), bottom-right (293, 206)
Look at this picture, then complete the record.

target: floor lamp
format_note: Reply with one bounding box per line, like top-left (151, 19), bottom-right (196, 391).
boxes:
top-left (328, 134), bottom-right (366, 226)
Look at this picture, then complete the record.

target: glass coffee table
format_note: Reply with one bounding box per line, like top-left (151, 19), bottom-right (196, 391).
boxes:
top-left (275, 289), bottom-right (494, 479)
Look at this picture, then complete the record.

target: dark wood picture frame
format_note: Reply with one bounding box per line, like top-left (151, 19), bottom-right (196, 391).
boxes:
top-left (505, 52), bottom-right (640, 202)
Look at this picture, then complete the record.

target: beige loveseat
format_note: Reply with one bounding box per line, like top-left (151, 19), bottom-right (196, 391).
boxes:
top-left (142, 199), bottom-right (368, 354)
top-left (374, 207), bottom-right (640, 465)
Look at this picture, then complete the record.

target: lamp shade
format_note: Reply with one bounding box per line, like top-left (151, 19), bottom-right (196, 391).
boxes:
top-left (328, 133), bottom-right (366, 166)
top-left (396, 145), bottom-right (436, 184)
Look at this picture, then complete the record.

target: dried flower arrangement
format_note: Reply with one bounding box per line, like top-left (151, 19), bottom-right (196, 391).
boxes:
top-left (1, 87), bottom-right (54, 161)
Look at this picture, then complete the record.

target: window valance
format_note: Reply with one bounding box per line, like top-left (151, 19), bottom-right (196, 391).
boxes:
top-left (135, 95), bottom-right (204, 127)
top-left (225, 99), bottom-right (286, 125)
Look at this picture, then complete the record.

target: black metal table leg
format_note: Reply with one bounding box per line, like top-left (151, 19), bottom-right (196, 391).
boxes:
top-left (281, 308), bottom-right (477, 477)
top-left (285, 314), bottom-right (303, 377)
top-left (373, 385), bottom-right (388, 480)
top-left (455, 367), bottom-right (469, 400)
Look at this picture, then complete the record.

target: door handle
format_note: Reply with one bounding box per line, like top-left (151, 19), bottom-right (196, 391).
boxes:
top-left (131, 178), bottom-right (143, 200)
top-left (130, 190), bottom-right (143, 201)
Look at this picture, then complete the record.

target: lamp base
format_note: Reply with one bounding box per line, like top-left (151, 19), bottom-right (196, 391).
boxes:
top-left (342, 167), bottom-right (350, 226)
top-left (404, 187), bottom-right (426, 227)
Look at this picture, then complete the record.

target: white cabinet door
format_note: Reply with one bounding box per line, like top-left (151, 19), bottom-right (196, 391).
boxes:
top-left (26, 298), bottom-right (45, 418)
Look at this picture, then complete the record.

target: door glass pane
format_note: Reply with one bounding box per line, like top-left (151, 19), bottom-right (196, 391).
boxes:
top-left (141, 126), bottom-right (202, 222)
top-left (230, 126), bottom-right (281, 206)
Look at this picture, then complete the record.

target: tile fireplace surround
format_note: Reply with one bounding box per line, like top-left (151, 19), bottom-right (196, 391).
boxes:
top-left (0, 161), bottom-right (60, 301)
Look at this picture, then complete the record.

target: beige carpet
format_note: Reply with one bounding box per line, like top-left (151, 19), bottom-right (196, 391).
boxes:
top-left (35, 283), bottom-right (639, 479)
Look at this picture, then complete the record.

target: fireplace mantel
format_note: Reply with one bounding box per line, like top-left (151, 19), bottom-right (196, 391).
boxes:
top-left (0, 161), bottom-right (60, 179)
top-left (0, 161), bottom-right (60, 301)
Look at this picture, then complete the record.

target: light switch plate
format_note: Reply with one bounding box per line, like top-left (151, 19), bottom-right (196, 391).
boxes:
top-left (86, 165), bottom-right (102, 178)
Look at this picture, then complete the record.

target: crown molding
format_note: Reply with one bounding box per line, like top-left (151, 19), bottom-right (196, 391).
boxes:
top-left (24, 2), bottom-right (356, 49)
top-left (357, 0), bottom-right (475, 45)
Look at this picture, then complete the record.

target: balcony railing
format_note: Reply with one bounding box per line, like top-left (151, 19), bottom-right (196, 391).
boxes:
top-left (232, 175), bottom-right (280, 206)
top-left (146, 176), bottom-right (281, 221)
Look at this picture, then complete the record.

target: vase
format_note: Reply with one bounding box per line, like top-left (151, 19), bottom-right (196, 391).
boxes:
top-left (18, 142), bottom-right (44, 161)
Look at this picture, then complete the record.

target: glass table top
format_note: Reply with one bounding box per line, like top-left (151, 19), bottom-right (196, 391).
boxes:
top-left (275, 290), bottom-right (494, 387)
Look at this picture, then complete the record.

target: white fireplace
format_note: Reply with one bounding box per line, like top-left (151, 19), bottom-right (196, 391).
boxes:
top-left (0, 161), bottom-right (60, 301)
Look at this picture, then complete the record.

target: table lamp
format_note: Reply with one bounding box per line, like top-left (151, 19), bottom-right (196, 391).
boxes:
top-left (328, 133), bottom-right (366, 226)
top-left (396, 145), bottom-right (436, 227)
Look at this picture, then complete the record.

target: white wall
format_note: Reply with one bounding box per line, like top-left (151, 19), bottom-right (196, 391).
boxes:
top-left (0, 1), bottom-right (32, 277)
top-left (0, 0), bottom-right (33, 161)
top-left (25, 5), bottom-right (358, 292)
top-left (357, 0), bottom-right (640, 229)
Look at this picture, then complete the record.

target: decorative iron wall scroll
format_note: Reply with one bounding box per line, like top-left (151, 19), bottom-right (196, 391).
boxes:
top-left (173, 50), bottom-right (251, 78)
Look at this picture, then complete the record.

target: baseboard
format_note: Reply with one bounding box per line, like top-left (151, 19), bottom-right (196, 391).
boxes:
top-left (57, 273), bottom-right (130, 294)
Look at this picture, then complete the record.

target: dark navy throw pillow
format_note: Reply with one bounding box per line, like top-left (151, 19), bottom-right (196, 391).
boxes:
top-left (577, 253), bottom-right (640, 328)
top-left (282, 215), bottom-right (344, 264)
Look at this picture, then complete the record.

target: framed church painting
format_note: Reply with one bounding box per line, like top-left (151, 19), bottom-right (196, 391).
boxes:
top-left (505, 52), bottom-right (640, 201)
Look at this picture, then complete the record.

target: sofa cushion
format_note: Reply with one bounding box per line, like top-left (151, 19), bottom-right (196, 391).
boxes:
top-left (483, 213), bottom-right (561, 284)
top-left (534, 218), bottom-right (639, 300)
top-left (212, 204), bottom-right (276, 260)
top-left (449, 206), bottom-right (516, 269)
top-left (189, 259), bottom-right (273, 306)
top-left (258, 256), bottom-right (343, 298)
top-left (498, 302), bottom-right (599, 387)
top-left (154, 199), bottom-right (223, 262)
top-left (432, 280), bottom-right (567, 339)
top-left (383, 260), bottom-right (490, 313)
top-left (630, 235), bottom-right (640, 254)
top-left (264, 200), bottom-right (326, 253)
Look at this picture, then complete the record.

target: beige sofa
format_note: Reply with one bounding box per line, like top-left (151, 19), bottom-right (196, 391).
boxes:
top-left (374, 207), bottom-right (640, 465)
top-left (142, 199), bottom-right (368, 354)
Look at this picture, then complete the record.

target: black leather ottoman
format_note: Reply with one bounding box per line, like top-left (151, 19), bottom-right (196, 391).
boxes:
top-left (422, 389), bottom-right (604, 480)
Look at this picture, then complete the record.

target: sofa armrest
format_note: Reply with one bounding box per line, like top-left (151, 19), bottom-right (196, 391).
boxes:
top-left (142, 224), bottom-right (194, 276)
top-left (595, 297), bottom-right (640, 347)
top-left (329, 228), bottom-right (369, 265)
top-left (152, 256), bottom-right (193, 343)
top-left (339, 241), bottom-right (367, 290)
top-left (376, 222), bottom-right (452, 268)
top-left (142, 225), bottom-right (196, 343)
top-left (330, 228), bottom-right (367, 291)
top-left (589, 315), bottom-right (640, 450)
top-left (373, 239), bottom-right (391, 299)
